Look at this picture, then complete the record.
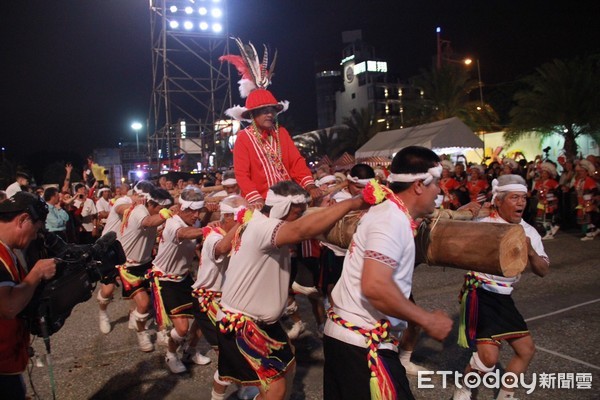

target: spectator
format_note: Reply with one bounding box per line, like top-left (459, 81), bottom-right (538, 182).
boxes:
top-left (44, 187), bottom-right (70, 241)
top-left (5, 172), bottom-right (30, 198)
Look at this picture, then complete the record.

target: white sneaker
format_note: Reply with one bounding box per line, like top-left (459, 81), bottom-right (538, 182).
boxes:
top-left (581, 235), bottom-right (594, 241)
top-left (286, 320), bottom-right (306, 340)
top-left (401, 360), bottom-right (428, 376)
top-left (550, 225), bottom-right (560, 236)
top-left (452, 386), bottom-right (472, 400)
top-left (136, 330), bottom-right (154, 352)
top-left (165, 352), bottom-right (187, 374)
top-left (542, 233), bottom-right (554, 240)
top-left (237, 386), bottom-right (260, 400)
top-left (156, 330), bottom-right (169, 346)
top-left (291, 281), bottom-right (320, 299)
top-left (99, 310), bottom-right (111, 334)
top-left (182, 349), bottom-right (211, 365)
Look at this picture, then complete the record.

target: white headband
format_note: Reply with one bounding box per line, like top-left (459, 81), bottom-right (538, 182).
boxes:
top-left (222, 178), bottom-right (237, 186)
top-left (491, 179), bottom-right (527, 202)
top-left (149, 196), bottom-right (173, 207)
top-left (178, 197), bottom-right (204, 210)
top-left (316, 175), bottom-right (336, 187)
top-left (265, 190), bottom-right (309, 219)
top-left (219, 203), bottom-right (245, 215)
top-left (346, 175), bottom-right (372, 186)
top-left (98, 188), bottom-right (110, 194)
top-left (133, 186), bottom-right (149, 199)
top-left (387, 164), bottom-right (443, 185)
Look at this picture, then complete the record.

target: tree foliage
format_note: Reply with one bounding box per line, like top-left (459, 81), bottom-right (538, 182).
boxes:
top-left (506, 55), bottom-right (600, 160)
top-left (410, 65), bottom-right (500, 132)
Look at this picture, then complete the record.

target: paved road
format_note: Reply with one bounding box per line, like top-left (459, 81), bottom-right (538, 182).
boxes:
top-left (26, 230), bottom-right (599, 399)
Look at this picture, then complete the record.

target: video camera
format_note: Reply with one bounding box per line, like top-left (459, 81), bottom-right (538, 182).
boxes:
top-left (26, 231), bottom-right (125, 338)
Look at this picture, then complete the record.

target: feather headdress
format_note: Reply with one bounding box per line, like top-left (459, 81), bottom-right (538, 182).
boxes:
top-left (219, 37), bottom-right (288, 122)
top-left (219, 37), bottom-right (278, 98)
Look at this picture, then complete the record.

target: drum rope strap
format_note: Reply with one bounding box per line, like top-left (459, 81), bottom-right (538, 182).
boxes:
top-left (218, 308), bottom-right (287, 390)
top-left (145, 269), bottom-right (186, 330)
top-left (327, 308), bottom-right (399, 400)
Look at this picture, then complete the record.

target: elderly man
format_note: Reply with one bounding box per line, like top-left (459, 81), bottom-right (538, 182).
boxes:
top-left (216, 180), bottom-right (367, 400)
top-left (0, 192), bottom-right (56, 399)
top-left (453, 174), bottom-right (550, 400)
top-left (323, 146), bottom-right (453, 400)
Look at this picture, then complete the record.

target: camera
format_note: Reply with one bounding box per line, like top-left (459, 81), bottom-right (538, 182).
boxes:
top-left (25, 231), bottom-right (125, 337)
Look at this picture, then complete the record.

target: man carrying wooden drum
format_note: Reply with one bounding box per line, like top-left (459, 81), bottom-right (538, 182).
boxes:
top-left (323, 146), bottom-right (453, 400)
top-left (453, 174), bottom-right (550, 400)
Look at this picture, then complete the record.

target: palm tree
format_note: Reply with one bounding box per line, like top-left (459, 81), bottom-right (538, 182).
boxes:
top-left (410, 66), bottom-right (499, 132)
top-left (341, 108), bottom-right (385, 150)
top-left (293, 125), bottom-right (355, 160)
top-left (506, 56), bottom-right (600, 160)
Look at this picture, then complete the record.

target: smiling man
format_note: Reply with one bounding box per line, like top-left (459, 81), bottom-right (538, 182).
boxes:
top-left (453, 174), bottom-right (550, 400)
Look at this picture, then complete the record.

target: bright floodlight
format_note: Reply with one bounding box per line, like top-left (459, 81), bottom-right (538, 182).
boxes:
top-left (198, 7), bottom-right (208, 15)
top-left (131, 122), bottom-right (143, 130)
top-left (199, 21), bottom-right (209, 30)
top-left (212, 23), bottom-right (222, 33)
top-left (169, 5), bottom-right (178, 13)
top-left (184, 21), bottom-right (194, 30)
top-left (169, 20), bottom-right (179, 29)
top-left (464, 58), bottom-right (473, 65)
top-left (436, 27), bottom-right (441, 33)
top-left (185, 6), bottom-right (193, 14)
top-left (211, 8), bottom-right (222, 18)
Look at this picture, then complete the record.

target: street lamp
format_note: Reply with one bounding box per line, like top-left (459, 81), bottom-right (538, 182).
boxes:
top-left (464, 58), bottom-right (486, 158)
top-left (131, 122), bottom-right (143, 155)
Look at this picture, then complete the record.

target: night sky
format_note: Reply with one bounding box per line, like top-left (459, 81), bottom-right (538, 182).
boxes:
top-left (2, 0), bottom-right (598, 166)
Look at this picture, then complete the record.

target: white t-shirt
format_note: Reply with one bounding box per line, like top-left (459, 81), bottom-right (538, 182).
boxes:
top-left (192, 229), bottom-right (229, 294)
top-left (220, 212), bottom-right (289, 324)
top-left (326, 200), bottom-right (415, 348)
top-left (152, 215), bottom-right (196, 281)
top-left (474, 215), bottom-right (548, 295)
top-left (103, 196), bottom-right (133, 236)
top-left (118, 204), bottom-right (157, 266)
top-left (74, 198), bottom-right (97, 232)
top-left (96, 197), bottom-right (111, 214)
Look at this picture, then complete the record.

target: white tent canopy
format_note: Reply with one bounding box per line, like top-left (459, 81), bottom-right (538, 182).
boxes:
top-left (355, 117), bottom-right (483, 159)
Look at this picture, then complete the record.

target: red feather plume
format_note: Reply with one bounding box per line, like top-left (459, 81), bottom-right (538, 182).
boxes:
top-left (219, 55), bottom-right (251, 80)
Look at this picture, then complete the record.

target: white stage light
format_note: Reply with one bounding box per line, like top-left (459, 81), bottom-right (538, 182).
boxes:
top-left (199, 21), bottom-right (209, 30)
top-left (212, 23), bottom-right (222, 33)
top-left (169, 20), bottom-right (180, 29)
top-left (211, 8), bottom-right (222, 18)
top-left (169, 5), bottom-right (178, 13)
top-left (198, 7), bottom-right (208, 15)
top-left (185, 6), bottom-right (193, 14)
top-left (184, 21), bottom-right (194, 30)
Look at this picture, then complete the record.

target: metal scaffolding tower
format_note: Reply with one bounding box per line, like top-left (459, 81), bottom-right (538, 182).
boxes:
top-left (148, 0), bottom-right (232, 173)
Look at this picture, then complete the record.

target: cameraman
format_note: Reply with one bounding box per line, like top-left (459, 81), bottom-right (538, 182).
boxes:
top-left (0, 192), bottom-right (57, 400)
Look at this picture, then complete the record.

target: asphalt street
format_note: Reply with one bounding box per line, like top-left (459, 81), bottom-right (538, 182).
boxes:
top-left (25, 229), bottom-right (599, 400)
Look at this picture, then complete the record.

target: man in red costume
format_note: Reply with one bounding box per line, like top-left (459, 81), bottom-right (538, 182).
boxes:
top-left (232, 89), bottom-right (319, 207)
top-left (221, 38), bottom-right (319, 208)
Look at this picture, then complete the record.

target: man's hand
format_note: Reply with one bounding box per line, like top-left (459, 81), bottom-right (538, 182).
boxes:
top-left (65, 163), bottom-right (73, 175)
top-left (307, 186), bottom-right (323, 203)
top-left (33, 258), bottom-right (57, 281)
top-left (249, 200), bottom-right (265, 211)
top-left (205, 202), bottom-right (219, 213)
top-left (423, 310), bottom-right (453, 342)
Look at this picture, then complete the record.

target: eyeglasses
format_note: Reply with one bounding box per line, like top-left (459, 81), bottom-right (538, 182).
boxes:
top-left (256, 107), bottom-right (279, 115)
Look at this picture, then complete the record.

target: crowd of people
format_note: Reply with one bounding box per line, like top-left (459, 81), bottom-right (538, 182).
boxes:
top-left (433, 154), bottom-right (600, 241)
top-left (0, 37), bottom-right (596, 400)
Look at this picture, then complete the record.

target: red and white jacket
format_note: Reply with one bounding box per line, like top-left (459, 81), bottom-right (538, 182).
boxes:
top-left (233, 125), bottom-right (314, 203)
